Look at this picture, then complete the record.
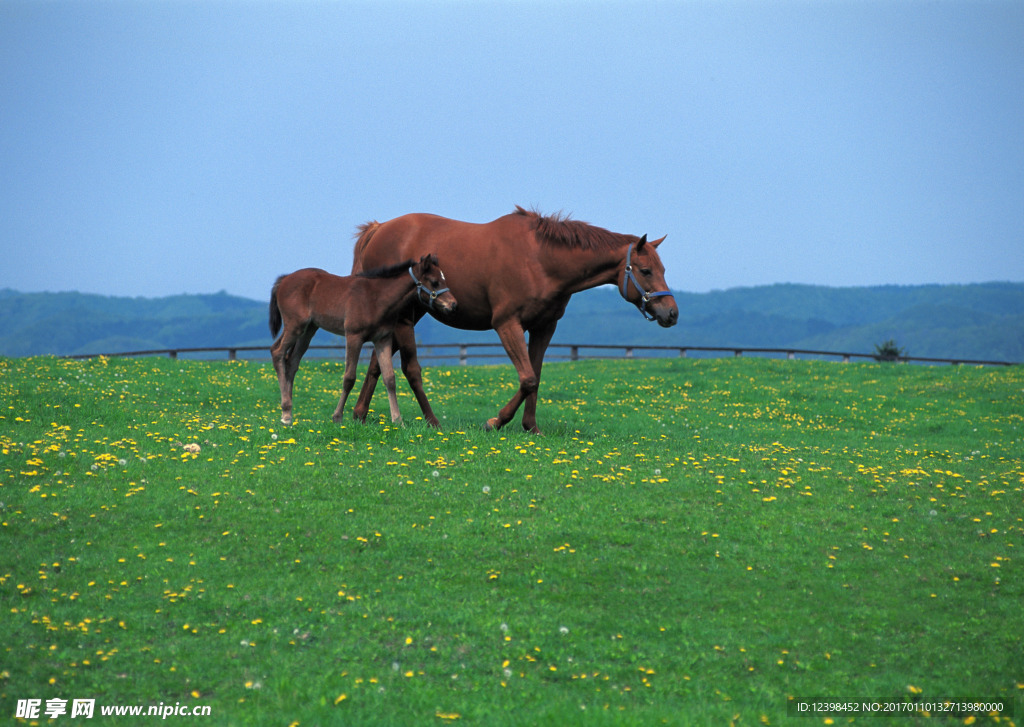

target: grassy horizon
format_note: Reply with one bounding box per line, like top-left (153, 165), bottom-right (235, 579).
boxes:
top-left (1, 355), bottom-right (1022, 725)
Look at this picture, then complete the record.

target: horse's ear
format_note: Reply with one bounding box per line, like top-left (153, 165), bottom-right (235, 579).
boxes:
top-left (650, 235), bottom-right (666, 248)
top-left (637, 234), bottom-right (648, 251)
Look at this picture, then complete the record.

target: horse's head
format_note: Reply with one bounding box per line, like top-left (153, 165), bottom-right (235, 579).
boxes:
top-left (410, 254), bottom-right (458, 315)
top-left (619, 235), bottom-right (678, 327)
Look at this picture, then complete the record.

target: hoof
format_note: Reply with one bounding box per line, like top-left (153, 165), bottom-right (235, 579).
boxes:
top-left (484, 417), bottom-right (501, 432)
top-left (281, 414), bottom-right (293, 426)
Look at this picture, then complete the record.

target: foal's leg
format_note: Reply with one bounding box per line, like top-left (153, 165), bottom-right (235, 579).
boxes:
top-left (332, 334), bottom-right (364, 423)
top-left (487, 319), bottom-right (540, 433)
top-left (351, 347), bottom-right (381, 423)
top-left (287, 326), bottom-right (316, 379)
top-left (353, 316), bottom-right (436, 425)
top-left (277, 324), bottom-right (316, 425)
top-left (374, 338), bottom-right (403, 425)
top-left (393, 322), bottom-right (441, 427)
top-left (271, 325), bottom-right (300, 426)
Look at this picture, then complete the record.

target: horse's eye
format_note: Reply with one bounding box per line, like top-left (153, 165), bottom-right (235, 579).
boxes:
top-left (640, 268), bottom-right (652, 276)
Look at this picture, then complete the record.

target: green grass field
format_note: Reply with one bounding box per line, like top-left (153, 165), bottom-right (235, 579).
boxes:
top-left (2, 354), bottom-right (1022, 725)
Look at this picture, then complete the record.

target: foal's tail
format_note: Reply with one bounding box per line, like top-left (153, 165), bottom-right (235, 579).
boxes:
top-left (351, 221), bottom-right (381, 274)
top-left (269, 275), bottom-right (286, 339)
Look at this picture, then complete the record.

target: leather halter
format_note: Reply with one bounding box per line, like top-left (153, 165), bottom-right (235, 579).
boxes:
top-left (620, 240), bottom-right (672, 321)
top-left (408, 265), bottom-right (450, 310)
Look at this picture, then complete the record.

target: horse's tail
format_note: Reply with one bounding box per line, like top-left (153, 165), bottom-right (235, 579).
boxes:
top-left (269, 275), bottom-right (286, 339)
top-left (351, 221), bottom-right (381, 274)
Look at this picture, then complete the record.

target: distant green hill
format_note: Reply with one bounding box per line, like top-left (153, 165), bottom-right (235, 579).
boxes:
top-left (2, 283), bottom-right (1022, 362)
top-left (0, 290), bottom-right (268, 357)
top-left (555, 282), bottom-right (1024, 363)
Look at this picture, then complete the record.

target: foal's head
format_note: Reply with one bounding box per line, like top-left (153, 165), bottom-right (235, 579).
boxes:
top-left (410, 254), bottom-right (457, 315)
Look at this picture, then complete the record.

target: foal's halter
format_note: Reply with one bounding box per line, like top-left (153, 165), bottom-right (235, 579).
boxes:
top-left (620, 240), bottom-right (672, 321)
top-left (408, 266), bottom-right (450, 310)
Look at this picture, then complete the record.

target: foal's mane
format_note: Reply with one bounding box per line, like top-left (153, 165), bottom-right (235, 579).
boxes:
top-left (514, 205), bottom-right (637, 251)
top-left (357, 259), bottom-right (416, 279)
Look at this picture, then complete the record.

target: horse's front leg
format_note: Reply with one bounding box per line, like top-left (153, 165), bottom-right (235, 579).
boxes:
top-left (393, 321), bottom-right (441, 428)
top-left (520, 321), bottom-right (558, 433)
top-left (351, 347), bottom-right (381, 423)
top-left (332, 334), bottom-right (364, 424)
top-left (487, 319), bottom-right (539, 433)
top-left (373, 338), bottom-right (403, 425)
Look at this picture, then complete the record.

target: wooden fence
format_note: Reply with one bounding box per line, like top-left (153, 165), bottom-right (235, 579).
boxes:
top-left (64, 342), bottom-right (1017, 367)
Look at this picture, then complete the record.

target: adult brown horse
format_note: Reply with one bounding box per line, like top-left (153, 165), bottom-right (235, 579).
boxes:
top-left (350, 206), bottom-right (678, 433)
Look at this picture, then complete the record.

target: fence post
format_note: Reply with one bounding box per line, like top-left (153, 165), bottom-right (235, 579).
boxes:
top-left (842, 354), bottom-right (850, 363)
top-left (228, 349), bottom-right (237, 361)
top-left (787, 351), bottom-right (795, 360)
top-left (459, 345), bottom-right (468, 365)
top-left (734, 349), bottom-right (743, 357)
top-left (679, 348), bottom-right (687, 358)
top-left (625, 347), bottom-right (634, 359)
top-left (168, 350), bottom-right (178, 360)
top-left (571, 345), bottom-right (579, 361)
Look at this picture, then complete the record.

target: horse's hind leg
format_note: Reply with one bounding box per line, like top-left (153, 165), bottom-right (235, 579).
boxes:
top-left (332, 335), bottom-right (363, 424)
top-left (274, 324), bottom-right (315, 426)
top-left (287, 325), bottom-right (315, 380)
top-left (271, 326), bottom-right (299, 425)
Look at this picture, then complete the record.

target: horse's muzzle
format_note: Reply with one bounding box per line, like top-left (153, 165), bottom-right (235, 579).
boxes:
top-left (654, 301), bottom-right (679, 328)
top-left (436, 297), bottom-right (458, 316)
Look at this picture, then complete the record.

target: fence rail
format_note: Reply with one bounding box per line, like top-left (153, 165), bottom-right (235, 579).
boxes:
top-left (63, 343), bottom-right (1018, 367)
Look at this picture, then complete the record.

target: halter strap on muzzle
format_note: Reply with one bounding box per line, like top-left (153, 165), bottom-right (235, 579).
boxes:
top-left (620, 241), bottom-right (672, 322)
top-left (408, 266), bottom-right (450, 310)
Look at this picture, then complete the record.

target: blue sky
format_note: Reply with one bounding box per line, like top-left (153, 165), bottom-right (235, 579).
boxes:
top-left (2, 0), bottom-right (1022, 301)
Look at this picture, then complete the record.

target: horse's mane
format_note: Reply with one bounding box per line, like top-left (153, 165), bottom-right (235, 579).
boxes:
top-left (357, 259), bottom-right (416, 279)
top-left (514, 205), bottom-right (636, 251)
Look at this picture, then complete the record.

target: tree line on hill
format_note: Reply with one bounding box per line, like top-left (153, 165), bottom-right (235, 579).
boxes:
top-left (1, 282), bottom-right (1022, 363)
